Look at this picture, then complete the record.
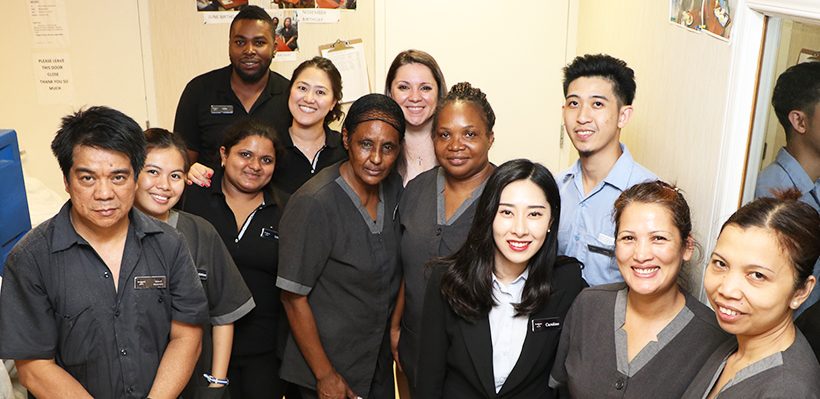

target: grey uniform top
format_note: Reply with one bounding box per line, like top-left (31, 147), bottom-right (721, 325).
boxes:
top-left (167, 210), bottom-right (255, 396)
top-left (0, 203), bottom-right (208, 399)
top-left (681, 329), bottom-right (820, 399)
top-left (276, 162), bottom-right (403, 399)
top-left (550, 283), bottom-right (729, 399)
top-left (397, 166), bottom-right (487, 385)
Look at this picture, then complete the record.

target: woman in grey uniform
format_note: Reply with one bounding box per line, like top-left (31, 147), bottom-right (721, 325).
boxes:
top-left (277, 94), bottom-right (405, 399)
top-left (550, 181), bottom-right (729, 398)
top-left (393, 82), bottom-right (496, 397)
top-left (134, 128), bottom-right (254, 399)
top-left (681, 189), bottom-right (820, 399)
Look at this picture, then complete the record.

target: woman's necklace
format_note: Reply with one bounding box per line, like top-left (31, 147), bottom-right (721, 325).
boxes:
top-left (290, 128), bottom-right (325, 156)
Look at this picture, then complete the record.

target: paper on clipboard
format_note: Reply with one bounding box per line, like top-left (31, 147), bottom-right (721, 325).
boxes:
top-left (320, 39), bottom-right (369, 103)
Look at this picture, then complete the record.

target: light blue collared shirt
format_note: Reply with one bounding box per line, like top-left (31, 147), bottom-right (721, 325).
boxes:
top-left (489, 268), bottom-right (529, 393)
top-left (755, 147), bottom-right (820, 317)
top-left (556, 143), bottom-right (658, 286)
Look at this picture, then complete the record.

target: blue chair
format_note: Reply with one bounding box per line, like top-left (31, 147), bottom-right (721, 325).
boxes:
top-left (0, 130), bottom-right (31, 274)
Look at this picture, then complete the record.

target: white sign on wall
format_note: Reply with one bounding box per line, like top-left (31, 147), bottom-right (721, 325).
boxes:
top-left (28, 0), bottom-right (71, 48)
top-left (33, 53), bottom-right (75, 105)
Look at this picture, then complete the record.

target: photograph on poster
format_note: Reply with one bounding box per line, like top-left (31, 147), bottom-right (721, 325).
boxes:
top-left (269, 0), bottom-right (355, 10)
top-left (269, 10), bottom-right (299, 52)
top-left (197, 0), bottom-right (249, 11)
top-left (669, 0), bottom-right (735, 39)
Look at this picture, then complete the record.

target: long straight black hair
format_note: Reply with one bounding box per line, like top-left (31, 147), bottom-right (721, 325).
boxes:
top-left (438, 159), bottom-right (563, 322)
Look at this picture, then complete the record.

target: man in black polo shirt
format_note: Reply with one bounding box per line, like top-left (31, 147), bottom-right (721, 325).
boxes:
top-left (0, 106), bottom-right (208, 399)
top-left (174, 5), bottom-right (292, 171)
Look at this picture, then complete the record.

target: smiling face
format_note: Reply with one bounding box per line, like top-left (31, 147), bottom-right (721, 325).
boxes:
top-left (389, 63), bottom-right (439, 127)
top-left (493, 179), bottom-right (552, 271)
top-left (434, 101), bottom-right (494, 180)
top-left (563, 76), bottom-right (632, 159)
top-left (342, 120), bottom-right (401, 188)
top-left (705, 224), bottom-right (813, 338)
top-left (229, 19), bottom-right (274, 83)
top-left (220, 135), bottom-right (276, 194)
top-left (616, 202), bottom-right (692, 298)
top-left (135, 147), bottom-right (186, 222)
top-left (65, 145), bottom-right (136, 233)
top-left (289, 66), bottom-right (338, 129)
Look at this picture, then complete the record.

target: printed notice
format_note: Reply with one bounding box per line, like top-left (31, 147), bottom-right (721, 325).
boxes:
top-left (33, 53), bottom-right (74, 105)
top-left (28, 0), bottom-right (70, 48)
top-left (203, 11), bottom-right (240, 24)
top-left (298, 9), bottom-right (340, 24)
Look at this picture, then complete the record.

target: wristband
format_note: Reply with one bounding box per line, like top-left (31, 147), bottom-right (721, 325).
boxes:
top-left (203, 373), bottom-right (229, 385)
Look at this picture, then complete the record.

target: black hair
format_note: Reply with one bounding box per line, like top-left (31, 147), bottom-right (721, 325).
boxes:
top-left (432, 82), bottom-right (496, 134)
top-left (771, 61), bottom-right (820, 139)
top-left (230, 5), bottom-right (275, 38)
top-left (144, 128), bottom-right (191, 173)
top-left (220, 118), bottom-right (285, 206)
top-left (51, 106), bottom-right (146, 181)
top-left (438, 159), bottom-right (563, 321)
top-left (385, 49), bottom-right (447, 100)
top-left (343, 93), bottom-right (406, 142)
top-left (721, 188), bottom-right (820, 289)
top-left (563, 54), bottom-right (636, 106)
top-left (289, 57), bottom-right (344, 124)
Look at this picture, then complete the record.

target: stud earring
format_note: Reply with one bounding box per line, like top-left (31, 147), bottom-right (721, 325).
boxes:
top-left (794, 301), bottom-right (800, 308)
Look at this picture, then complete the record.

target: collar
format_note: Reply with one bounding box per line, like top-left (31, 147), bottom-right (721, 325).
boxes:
top-left (775, 147), bottom-right (818, 193)
top-left (562, 143), bottom-right (636, 192)
top-left (50, 201), bottom-right (162, 253)
top-left (492, 267), bottom-right (530, 290)
top-left (283, 125), bottom-right (343, 150)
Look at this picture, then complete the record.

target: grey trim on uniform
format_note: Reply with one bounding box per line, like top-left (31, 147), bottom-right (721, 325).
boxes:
top-left (212, 297), bottom-right (256, 326)
top-left (435, 167), bottom-right (489, 226)
top-left (614, 287), bottom-right (695, 377)
top-left (167, 209), bottom-right (180, 227)
top-left (335, 175), bottom-right (385, 234)
top-left (699, 350), bottom-right (784, 399)
top-left (277, 276), bottom-right (312, 296)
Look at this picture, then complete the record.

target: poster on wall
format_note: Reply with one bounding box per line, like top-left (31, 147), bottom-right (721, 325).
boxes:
top-left (269, 0), bottom-right (355, 10)
top-left (197, 0), bottom-right (249, 11)
top-left (271, 10), bottom-right (299, 62)
top-left (28, 0), bottom-right (70, 48)
top-left (670, 0), bottom-right (736, 40)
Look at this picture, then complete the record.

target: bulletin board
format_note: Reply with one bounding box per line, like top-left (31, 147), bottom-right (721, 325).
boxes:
top-left (146, 0), bottom-right (375, 130)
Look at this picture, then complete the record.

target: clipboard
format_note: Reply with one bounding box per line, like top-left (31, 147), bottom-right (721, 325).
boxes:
top-left (797, 48), bottom-right (820, 65)
top-left (319, 38), bottom-right (369, 103)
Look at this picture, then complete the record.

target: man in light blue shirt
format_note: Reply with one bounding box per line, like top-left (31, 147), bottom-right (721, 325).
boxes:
top-left (755, 62), bottom-right (820, 316)
top-left (556, 54), bottom-right (657, 286)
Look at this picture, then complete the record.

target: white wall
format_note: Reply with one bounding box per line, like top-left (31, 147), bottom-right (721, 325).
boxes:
top-left (377, 0), bottom-right (573, 175)
top-left (0, 0), bottom-right (150, 200)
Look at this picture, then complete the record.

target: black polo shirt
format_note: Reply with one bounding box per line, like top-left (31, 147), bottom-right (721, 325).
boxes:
top-left (174, 65), bottom-right (292, 170)
top-left (179, 169), bottom-right (289, 356)
top-left (0, 202), bottom-right (208, 399)
top-left (272, 125), bottom-right (349, 194)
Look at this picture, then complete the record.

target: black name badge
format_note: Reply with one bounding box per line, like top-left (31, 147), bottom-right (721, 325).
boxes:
top-left (197, 269), bottom-right (208, 281)
top-left (210, 105), bottom-right (234, 114)
top-left (532, 317), bottom-right (561, 332)
top-left (134, 276), bottom-right (167, 289)
top-left (588, 244), bottom-right (614, 257)
top-left (260, 227), bottom-right (279, 241)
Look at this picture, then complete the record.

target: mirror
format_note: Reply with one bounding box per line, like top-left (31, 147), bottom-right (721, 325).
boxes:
top-left (742, 16), bottom-right (820, 204)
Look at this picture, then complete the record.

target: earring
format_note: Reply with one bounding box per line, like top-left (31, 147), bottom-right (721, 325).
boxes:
top-left (794, 301), bottom-right (800, 308)
top-left (547, 229), bottom-right (551, 233)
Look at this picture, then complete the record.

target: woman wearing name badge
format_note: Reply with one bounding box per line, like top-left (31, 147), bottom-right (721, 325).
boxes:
top-left (550, 181), bottom-right (729, 398)
top-left (188, 57), bottom-right (348, 195)
top-left (392, 82), bottom-right (496, 397)
top-left (179, 119), bottom-right (290, 399)
top-left (415, 159), bottom-right (585, 399)
top-left (681, 189), bottom-right (820, 399)
top-left (134, 128), bottom-right (254, 399)
top-left (385, 49), bottom-right (447, 186)
top-left (277, 94), bottom-right (405, 399)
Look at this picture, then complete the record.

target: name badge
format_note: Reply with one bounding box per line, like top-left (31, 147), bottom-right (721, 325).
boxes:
top-left (134, 276), bottom-right (167, 289)
top-left (197, 269), bottom-right (208, 281)
top-left (210, 105), bottom-right (234, 114)
top-left (260, 227), bottom-right (279, 241)
top-left (588, 244), bottom-right (614, 257)
top-left (532, 317), bottom-right (561, 332)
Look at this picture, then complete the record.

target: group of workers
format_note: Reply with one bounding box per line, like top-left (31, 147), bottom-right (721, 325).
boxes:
top-left (1, 5), bottom-right (820, 399)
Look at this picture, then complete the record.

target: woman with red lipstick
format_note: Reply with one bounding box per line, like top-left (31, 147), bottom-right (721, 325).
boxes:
top-left (681, 189), bottom-right (820, 399)
top-left (277, 94), bottom-right (404, 399)
top-left (415, 159), bottom-right (584, 399)
top-left (550, 181), bottom-right (729, 398)
top-left (385, 49), bottom-right (447, 186)
top-left (393, 82), bottom-right (495, 398)
top-left (134, 128), bottom-right (254, 399)
top-left (179, 119), bottom-right (290, 399)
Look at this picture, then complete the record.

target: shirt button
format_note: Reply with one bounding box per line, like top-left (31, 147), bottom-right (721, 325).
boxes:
top-left (126, 387), bottom-right (133, 394)
top-left (120, 349), bottom-right (127, 356)
top-left (580, 203), bottom-right (586, 208)
top-left (574, 235), bottom-right (580, 241)
top-left (435, 227), bottom-right (442, 236)
top-left (115, 311), bottom-right (120, 317)
top-left (103, 271), bottom-right (110, 278)
top-left (158, 297), bottom-right (164, 303)
top-left (615, 379), bottom-right (624, 390)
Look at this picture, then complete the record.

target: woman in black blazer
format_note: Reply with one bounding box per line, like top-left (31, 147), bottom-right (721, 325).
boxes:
top-left (416, 159), bottom-right (585, 399)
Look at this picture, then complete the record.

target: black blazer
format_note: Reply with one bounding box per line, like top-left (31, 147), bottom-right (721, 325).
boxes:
top-left (416, 258), bottom-right (585, 399)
